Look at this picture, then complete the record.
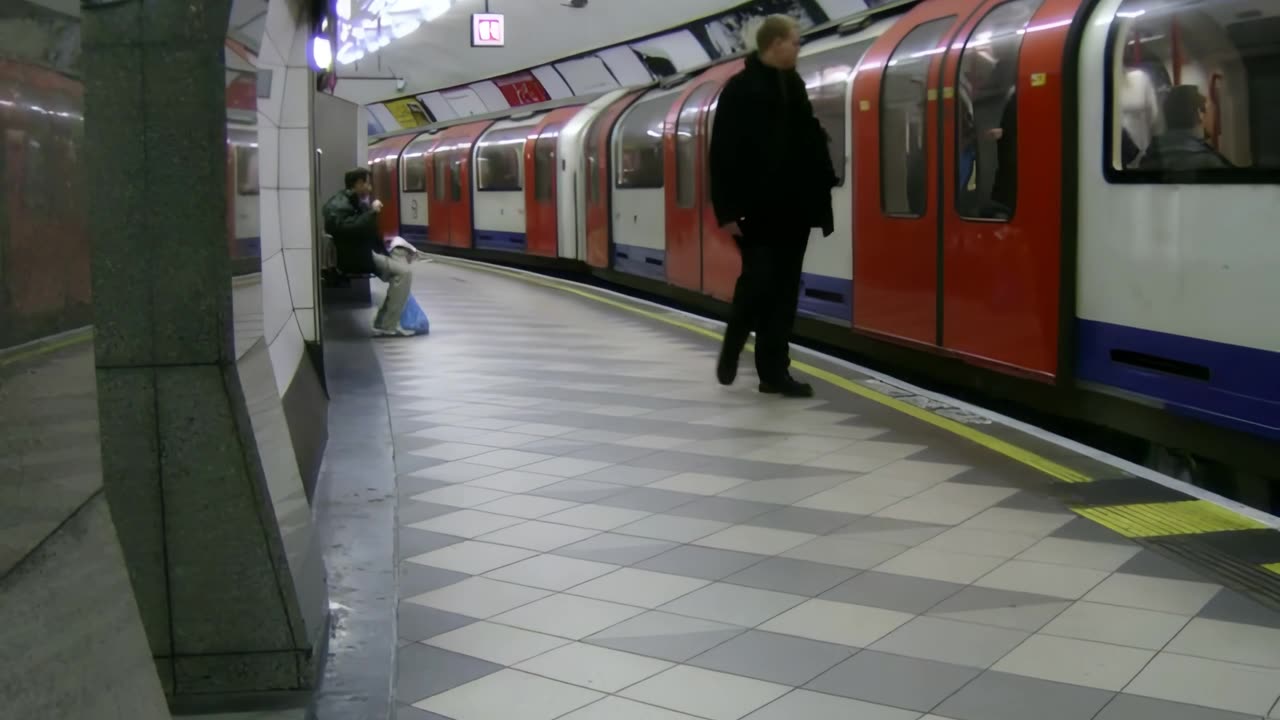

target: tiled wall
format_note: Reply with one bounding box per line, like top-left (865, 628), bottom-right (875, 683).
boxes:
top-left (258, 0), bottom-right (318, 396)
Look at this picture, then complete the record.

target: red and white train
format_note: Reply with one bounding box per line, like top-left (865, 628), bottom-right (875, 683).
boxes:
top-left (366, 0), bottom-right (1279, 494)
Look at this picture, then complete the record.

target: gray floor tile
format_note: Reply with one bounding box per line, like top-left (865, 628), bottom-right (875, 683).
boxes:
top-left (807, 650), bottom-right (980, 712)
top-left (399, 563), bottom-right (470, 597)
top-left (552, 533), bottom-right (679, 565)
top-left (399, 527), bottom-right (466, 559)
top-left (636, 545), bottom-right (768, 580)
top-left (743, 690), bottom-right (922, 720)
top-left (399, 501), bottom-right (460, 527)
top-left (832, 516), bottom-right (949, 545)
top-left (398, 602), bottom-right (477, 643)
top-left (397, 702), bottom-right (450, 720)
top-left (530, 479), bottom-right (629, 503)
top-left (520, 438), bottom-right (594, 455)
top-left (1197, 588), bottom-right (1280, 630)
top-left (994, 490), bottom-right (1071, 513)
top-left (578, 464), bottom-right (679, 487)
top-left (585, 610), bottom-right (745, 661)
top-left (626, 451), bottom-right (716, 472)
top-left (396, 643), bottom-right (502, 705)
top-left (746, 506), bottom-right (861, 535)
top-left (937, 671), bottom-right (1116, 720)
top-left (397, 474), bottom-right (455, 497)
top-left (397, 453), bottom-right (446, 475)
top-left (690, 630), bottom-right (853, 685)
top-left (1050, 517), bottom-right (1135, 545)
top-left (566, 443), bottom-right (657, 463)
top-left (869, 616), bottom-right (1028, 668)
top-left (668, 497), bottom-right (781, 524)
top-left (597, 487), bottom-right (705, 513)
top-left (1117, 549), bottom-right (1213, 583)
top-left (1095, 693), bottom-right (1262, 720)
top-left (927, 586), bottom-right (1071, 631)
top-left (821, 572), bottom-right (965, 615)
top-left (724, 557), bottom-right (859, 597)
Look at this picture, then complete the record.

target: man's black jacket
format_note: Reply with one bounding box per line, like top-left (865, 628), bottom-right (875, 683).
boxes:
top-left (709, 52), bottom-right (839, 236)
top-left (322, 189), bottom-right (385, 274)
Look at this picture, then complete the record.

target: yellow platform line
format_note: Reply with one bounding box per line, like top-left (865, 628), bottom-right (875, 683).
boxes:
top-left (1073, 500), bottom-right (1269, 538)
top-left (446, 259), bottom-right (1094, 485)
top-left (0, 329), bottom-right (93, 369)
top-left (1265, 563), bottom-right (1280, 576)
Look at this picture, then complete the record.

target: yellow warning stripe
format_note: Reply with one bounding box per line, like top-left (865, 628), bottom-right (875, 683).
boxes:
top-left (446, 259), bottom-right (1094, 484)
top-left (0, 328), bottom-right (93, 369)
top-left (1265, 562), bottom-right (1280, 576)
top-left (1073, 500), bottom-right (1269, 538)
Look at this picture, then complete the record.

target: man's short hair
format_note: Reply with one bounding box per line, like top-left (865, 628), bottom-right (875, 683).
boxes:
top-left (756, 14), bottom-right (798, 52)
top-left (344, 167), bottom-right (371, 189)
top-left (1163, 84), bottom-right (1206, 131)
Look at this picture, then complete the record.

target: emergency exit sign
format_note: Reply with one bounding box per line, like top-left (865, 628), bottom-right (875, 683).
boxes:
top-left (472, 13), bottom-right (505, 47)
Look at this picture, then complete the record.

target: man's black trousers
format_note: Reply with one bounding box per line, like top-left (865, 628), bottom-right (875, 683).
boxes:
top-left (721, 218), bottom-right (810, 385)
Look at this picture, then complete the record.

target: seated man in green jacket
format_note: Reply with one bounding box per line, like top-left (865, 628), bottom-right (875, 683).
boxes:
top-left (322, 168), bottom-right (413, 337)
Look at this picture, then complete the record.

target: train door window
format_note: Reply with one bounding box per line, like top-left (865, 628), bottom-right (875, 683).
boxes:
top-left (402, 144), bottom-right (428, 193)
top-left (615, 94), bottom-right (667, 189)
top-left (797, 40), bottom-right (873, 186)
top-left (476, 126), bottom-right (528, 191)
top-left (705, 89), bottom-right (721, 204)
top-left (434, 147), bottom-right (448, 200)
top-left (1106, 0), bottom-right (1280, 180)
top-left (676, 83), bottom-right (718, 208)
top-left (450, 149), bottom-right (463, 201)
top-left (954, 0), bottom-right (1044, 220)
top-left (235, 144), bottom-right (260, 195)
top-left (585, 115), bottom-right (604, 206)
top-left (534, 127), bottom-right (559, 203)
top-left (880, 17), bottom-right (955, 217)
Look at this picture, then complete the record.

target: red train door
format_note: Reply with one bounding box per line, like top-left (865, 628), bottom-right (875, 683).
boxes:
top-left (665, 77), bottom-right (730, 292)
top-left (852, 4), bottom-right (973, 347)
top-left (432, 121), bottom-right (491, 248)
top-left (585, 90), bottom-right (643, 268)
top-left (938, 0), bottom-right (1072, 379)
top-left (525, 106), bottom-right (581, 257)
top-left (371, 134), bottom-right (412, 239)
top-left (700, 60), bottom-right (745, 302)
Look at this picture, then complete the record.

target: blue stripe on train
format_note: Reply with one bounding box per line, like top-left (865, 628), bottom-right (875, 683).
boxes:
top-left (401, 224), bottom-right (429, 245)
top-left (1076, 318), bottom-right (1280, 440)
top-left (473, 229), bottom-right (527, 252)
top-left (798, 272), bottom-right (852, 324)
top-left (613, 243), bottom-right (666, 282)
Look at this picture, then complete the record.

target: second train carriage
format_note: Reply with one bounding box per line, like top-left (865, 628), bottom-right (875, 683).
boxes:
top-left (364, 0), bottom-right (1280, 490)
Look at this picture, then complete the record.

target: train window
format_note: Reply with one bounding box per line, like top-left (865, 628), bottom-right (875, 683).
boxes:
top-left (705, 90), bottom-right (721, 204)
top-left (585, 114), bottom-right (604, 207)
top-left (1107, 0), bottom-right (1280, 180)
top-left (433, 149), bottom-right (448, 200)
top-left (615, 94), bottom-right (667, 189)
top-left (881, 17), bottom-right (955, 217)
top-left (235, 144), bottom-right (259, 195)
top-left (476, 126), bottom-right (528, 192)
top-left (797, 41), bottom-right (873, 187)
top-left (402, 148), bottom-right (427, 193)
top-left (534, 129), bottom-right (559, 203)
top-left (676, 83), bottom-right (718, 208)
top-left (450, 151), bottom-right (463, 201)
top-left (955, 0), bottom-right (1043, 221)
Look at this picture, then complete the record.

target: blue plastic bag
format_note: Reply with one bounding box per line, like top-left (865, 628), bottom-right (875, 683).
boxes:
top-left (400, 294), bottom-right (430, 335)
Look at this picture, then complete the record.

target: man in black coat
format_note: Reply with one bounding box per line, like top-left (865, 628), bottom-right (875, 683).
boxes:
top-left (710, 15), bottom-right (838, 398)
top-left (322, 168), bottom-right (414, 337)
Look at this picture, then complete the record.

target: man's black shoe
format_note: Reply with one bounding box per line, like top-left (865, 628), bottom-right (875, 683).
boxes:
top-left (758, 377), bottom-right (814, 398)
top-left (717, 346), bottom-right (738, 386)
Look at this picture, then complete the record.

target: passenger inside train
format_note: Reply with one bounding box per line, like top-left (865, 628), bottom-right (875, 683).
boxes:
top-left (1139, 84), bottom-right (1232, 171)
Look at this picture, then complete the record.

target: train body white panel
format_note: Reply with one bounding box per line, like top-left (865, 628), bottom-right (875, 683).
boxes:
top-left (399, 135), bottom-right (435, 242)
top-left (557, 91), bottom-right (627, 261)
top-left (473, 191), bottom-right (527, 233)
top-left (610, 189), bottom-right (666, 251)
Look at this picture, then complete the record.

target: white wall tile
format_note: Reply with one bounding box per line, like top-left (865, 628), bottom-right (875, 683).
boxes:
top-left (255, 65), bottom-right (284, 126)
top-left (261, 252), bottom-right (293, 341)
top-left (283, 248), bottom-right (314, 310)
top-left (288, 20), bottom-right (312, 69)
top-left (258, 125), bottom-right (280, 188)
top-left (294, 308), bottom-right (316, 342)
top-left (277, 127), bottom-right (311, 189)
top-left (264, 0), bottom-right (299, 66)
top-left (278, 189), bottom-right (314, 250)
top-left (280, 67), bottom-right (311, 129)
top-left (257, 25), bottom-right (285, 68)
top-left (268, 310), bottom-right (305, 395)
top-left (258, 187), bottom-right (282, 260)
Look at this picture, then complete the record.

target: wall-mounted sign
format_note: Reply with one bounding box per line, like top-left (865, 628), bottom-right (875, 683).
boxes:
top-left (472, 13), bottom-right (505, 47)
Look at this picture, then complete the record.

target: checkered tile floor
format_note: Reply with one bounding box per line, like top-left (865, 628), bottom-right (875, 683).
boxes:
top-left (385, 262), bottom-right (1280, 720)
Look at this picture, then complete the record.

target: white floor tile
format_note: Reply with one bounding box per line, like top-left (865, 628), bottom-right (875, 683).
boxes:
top-left (569, 568), bottom-right (710, 608)
top-left (744, 690), bottom-right (922, 719)
top-left (485, 554), bottom-right (618, 591)
top-left (974, 560), bottom-right (1110, 600)
top-left (694, 525), bottom-right (816, 556)
top-left (410, 442), bottom-right (497, 461)
top-left (873, 547), bottom-right (1004, 584)
top-left (647, 473), bottom-right (749, 496)
top-left (468, 470), bottom-right (569, 493)
top-left (1015, 537), bottom-right (1141, 572)
top-left (782, 535), bottom-right (909, 570)
top-left (425, 621), bottom-right (569, 665)
top-left (405, 576), bottom-right (550, 619)
top-left (467, 449), bottom-right (555, 469)
top-left (992, 634), bottom-right (1154, 691)
top-left (407, 509), bottom-right (525, 538)
top-left (516, 642), bottom-right (673, 693)
top-left (959, 508), bottom-right (1075, 536)
top-left (493, 593), bottom-right (645, 639)
top-left (542, 504), bottom-right (654, 531)
top-left (659, 582), bottom-right (805, 627)
top-left (406, 540), bottom-right (537, 574)
top-left (521, 457), bottom-right (614, 477)
top-left (614, 514), bottom-right (730, 543)
top-left (1126, 652), bottom-right (1280, 716)
top-left (760, 599), bottom-right (913, 648)
top-left (415, 669), bottom-right (603, 720)
top-left (473, 493), bottom-right (580, 519)
top-left (1165, 618), bottom-right (1280, 669)
top-left (411, 485), bottom-right (511, 508)
top-left (1041, 601), bottom-right (1190, 650)
top-left (917, 527), bottom-right (1041, 559)
top-left (559, 697), bottom-right (702, 719)
top-left (408, 461), bottom-right (500, 484)
top-left (1083, 573), bottom-right (1221, 615)
top-left (478, 520), bottom-right (600, 553)
top-left (794, 483), bottom-right (903, 515)
top-left (620, 665), bottom-right (791, 720)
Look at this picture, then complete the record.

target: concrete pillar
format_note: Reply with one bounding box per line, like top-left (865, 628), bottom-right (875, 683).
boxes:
top-left (82, 0), bottom-right (322, 709)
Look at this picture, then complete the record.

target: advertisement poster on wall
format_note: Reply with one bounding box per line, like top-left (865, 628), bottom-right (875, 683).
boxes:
top-left (383, 97), bottom-right (433, 128)
top-left (493, 71), bottom-right (552, 107)
top-left (694, 0), bottom-right (826, 56)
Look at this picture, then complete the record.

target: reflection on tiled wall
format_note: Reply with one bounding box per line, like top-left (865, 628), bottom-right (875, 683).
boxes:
top-left (257, 0), bottom-right (318, 396)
